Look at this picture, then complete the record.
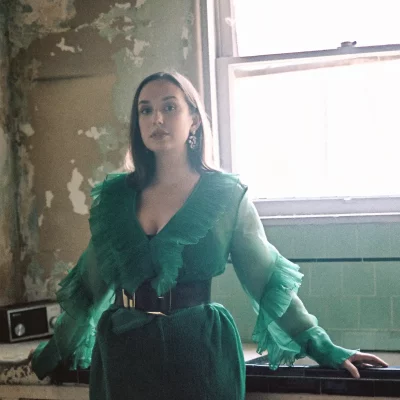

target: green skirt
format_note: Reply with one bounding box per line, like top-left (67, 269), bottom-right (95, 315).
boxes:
top-left (90, 303), bottom-right (246, 400)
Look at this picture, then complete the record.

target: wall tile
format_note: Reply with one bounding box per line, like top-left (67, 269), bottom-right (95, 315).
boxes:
top-left (390, 224), bottom-right (400, 257)
top-left (357, 223), bottom-right (392, 258)
top-left (342, 262), bottom-right (375, 296)
top-left (325, 297), bottom-right (359, 329)
top-left (342, 331), bottom-right (377, 351)
top-left (264, 225), bottom-right (295, 259)
top-left (375, 262), bottom-right (400, 296)
top-left (360, 297), bottom-right (391, 329)
top-left (289, 225), bottom-right (327, 259)
top-left (374, 331), bottom-right (400, 351)
top-left (212, 292), bottom-right (256, 342)
top-left (310, 263), bottom-right (342, 296)
top-left (324, 329), bottom-right (343, 347)
top-left (212, 266), bottom-right (256, 341)
top-left (300, 296), bottom-right (330, 327)
top-left (324, 224), bottom-right (359, 258)
top-left (212, 264), bottom-right (241, 295)
top-left (212, 227), bottom-right (400, 351)
top-left (392, 297), bottom-right (400, 329)
top-left (228, 297), bottom-right (257, 342)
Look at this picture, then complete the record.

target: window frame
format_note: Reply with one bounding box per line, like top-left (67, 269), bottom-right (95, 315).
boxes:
top-left (212, 0), bottom-right (400, 224)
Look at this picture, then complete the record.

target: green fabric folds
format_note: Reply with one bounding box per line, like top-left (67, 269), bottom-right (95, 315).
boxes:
top-left (31, 171), bottom-right (357, 396)
top-left (89, 172), bottom-right (240, 295)
top-left (251, 253), bottom-right (307, 368)
top-left (230, 191), bottom-right (357, 370)
top-left (295, 326), bottom-right (357, 368)
top-left (32, 243), bottom-right (114, 379)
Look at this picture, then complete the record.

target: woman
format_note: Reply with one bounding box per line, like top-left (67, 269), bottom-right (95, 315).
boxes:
top-left (31, 71), bottom-right (387, 399)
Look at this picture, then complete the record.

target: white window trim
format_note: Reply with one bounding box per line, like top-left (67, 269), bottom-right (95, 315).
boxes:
top-left (212, 0), bottom-right (400, 224)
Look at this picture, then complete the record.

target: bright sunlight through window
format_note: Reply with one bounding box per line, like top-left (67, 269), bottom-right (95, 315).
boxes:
top-left (228, 0), bottom-right (400, 201)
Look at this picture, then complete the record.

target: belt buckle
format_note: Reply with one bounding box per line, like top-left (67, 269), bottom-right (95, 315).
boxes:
top-left (150, 289), bottom-right (172, 316)
top-left (123, 288), bottom-right (172, 316)
top-left (122, 291), bottom-right (134, 309)
top-left (147, 311), bottom-right (168, 316)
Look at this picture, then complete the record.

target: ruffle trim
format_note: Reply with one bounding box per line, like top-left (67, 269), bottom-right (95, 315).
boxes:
top-left (149, 172), bottom-right (244, 294)
top-left (89, 172), bottom-right (245, 295)
top-left (32, 299), bottom-right (98, 378)
top-left (56, 254), bottom-right (93, 320)
top-left (53, 311), bottom-right (96, 370)
top-left (251, 252), bottom-right (357, 369)
top-left (89, 173), bottom-right (150, 292)
top-left (252, 253), bottom-right (305, 369)
top-left (54, 251), bottom-right (112, 371)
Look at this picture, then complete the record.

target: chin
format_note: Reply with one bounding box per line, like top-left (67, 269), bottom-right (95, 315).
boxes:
top-left (148, 144), bottom-right (174, 153)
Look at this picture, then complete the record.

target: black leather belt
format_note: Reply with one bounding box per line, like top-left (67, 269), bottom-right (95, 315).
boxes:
top-left (115, 279), bottom-right (212, 315)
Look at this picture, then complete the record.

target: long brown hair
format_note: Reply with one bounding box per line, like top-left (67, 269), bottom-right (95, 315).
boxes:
top-left (126, 71), bottom-right (217, 190)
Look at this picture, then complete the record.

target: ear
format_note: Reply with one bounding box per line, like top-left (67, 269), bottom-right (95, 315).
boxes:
top-left (190, 112), bottom-right (201, 132)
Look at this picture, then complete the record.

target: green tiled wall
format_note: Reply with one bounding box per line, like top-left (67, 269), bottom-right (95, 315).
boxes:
top-left (211, 222), bottom-right (400, 351)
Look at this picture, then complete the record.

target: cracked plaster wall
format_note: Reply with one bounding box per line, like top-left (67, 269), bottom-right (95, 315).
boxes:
top-left (0, 0), bottom-right (202, 304)
top-left (0, 4), bottom-right (20, 306)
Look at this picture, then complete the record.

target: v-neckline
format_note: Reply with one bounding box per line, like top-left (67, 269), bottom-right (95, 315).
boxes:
top-left (132, 173), bottom-right (207, 241)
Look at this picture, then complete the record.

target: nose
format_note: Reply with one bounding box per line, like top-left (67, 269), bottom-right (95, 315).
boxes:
top-left (152, 109), bottom-right (164, 125)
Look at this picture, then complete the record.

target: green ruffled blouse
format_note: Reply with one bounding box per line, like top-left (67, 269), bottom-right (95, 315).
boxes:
top-left (32, 171), bottom-right (356, 395)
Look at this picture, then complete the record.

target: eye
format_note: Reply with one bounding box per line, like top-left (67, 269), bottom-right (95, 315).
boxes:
top-left (139, 107), bottom-right (152, 115)
top-left (164, 104), bottom-right (177, 112)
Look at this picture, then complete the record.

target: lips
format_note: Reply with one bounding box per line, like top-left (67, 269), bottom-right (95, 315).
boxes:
top-left (151, 129), bottom-right (169, 139)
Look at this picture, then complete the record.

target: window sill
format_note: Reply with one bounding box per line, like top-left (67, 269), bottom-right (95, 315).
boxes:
top-left (260, 213), bottom-right (400, 226)
top-left (46, 358), bottom-right (400, 398)
top-left (246, 358), bottom-right (400, 397)
top-left (253, 196), bottom-right (400, 225)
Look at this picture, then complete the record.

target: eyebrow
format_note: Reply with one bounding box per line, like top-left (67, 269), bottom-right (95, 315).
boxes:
top-left (138, 96), bottom-right (177, 105)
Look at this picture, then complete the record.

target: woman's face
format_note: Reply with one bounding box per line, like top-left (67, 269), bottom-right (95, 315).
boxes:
top-left (138, 79), bottom-right (198, 154)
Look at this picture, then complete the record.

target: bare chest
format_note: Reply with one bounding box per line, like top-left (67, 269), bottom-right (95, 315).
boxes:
top-left (136, 183), bottom-right (197, 235)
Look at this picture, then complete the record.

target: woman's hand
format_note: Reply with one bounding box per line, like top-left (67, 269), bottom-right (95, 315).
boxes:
top-left (342, 352), bottom-right (388, 378)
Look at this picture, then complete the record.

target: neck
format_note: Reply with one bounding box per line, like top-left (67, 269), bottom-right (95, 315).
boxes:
top-left (153, 149), bottom-right (197, 186)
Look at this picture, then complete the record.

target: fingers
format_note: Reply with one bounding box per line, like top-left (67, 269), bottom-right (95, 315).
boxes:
top-left (350, 352), bottom-right (389, 367)
top-left (353, 363), bottom-right (375, 369)
top-left (342, 359), bottom-right (360, 379)
top-left (342, 352), bottom-right (389, 379)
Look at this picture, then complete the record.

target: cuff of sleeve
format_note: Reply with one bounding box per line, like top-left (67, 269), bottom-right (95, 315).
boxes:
top-left (295, 326), bottom-right (358, 368)
top-left (31, 339), bottom-right (61, 380)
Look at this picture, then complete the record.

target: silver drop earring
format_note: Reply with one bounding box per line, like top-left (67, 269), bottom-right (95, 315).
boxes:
top-left (188, 130), bottom-right (197, 150)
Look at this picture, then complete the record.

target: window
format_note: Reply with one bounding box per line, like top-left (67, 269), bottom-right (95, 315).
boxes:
top-left (213, 0), bottom-right (400, 221)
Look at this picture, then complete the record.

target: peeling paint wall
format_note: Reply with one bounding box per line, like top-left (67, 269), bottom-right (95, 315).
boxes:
top-left (1, 0), bottom-right (201, 303)
top-left (0, 4), bottom-right (19, 306)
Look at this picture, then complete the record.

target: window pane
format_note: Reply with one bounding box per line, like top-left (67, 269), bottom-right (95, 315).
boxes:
top-left (234, 0), bottom-right (400, 56)
top-left (232, 57), bottom-right (400, 199)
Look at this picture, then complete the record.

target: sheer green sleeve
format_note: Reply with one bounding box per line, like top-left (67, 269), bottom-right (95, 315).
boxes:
top-left (230, 191), bottom-right (357, 370)
top-left (31, 240), bottom-right (114, 380)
